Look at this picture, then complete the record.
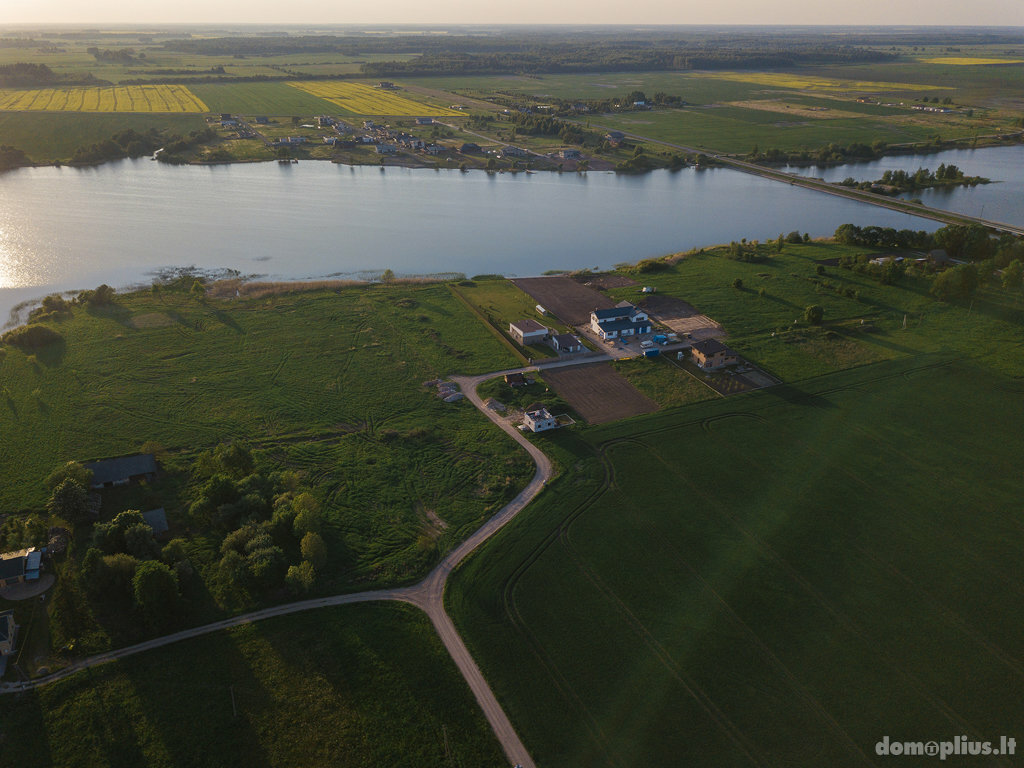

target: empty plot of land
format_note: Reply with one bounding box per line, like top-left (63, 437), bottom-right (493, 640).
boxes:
top-left (511, 277), bottom-right (615, 326)
top-left (640, 294), bottom-right (724, 341)
top-left (542, 362), bottom-right (658, 424)
top-left (571, 274), bottom-right (638, 291)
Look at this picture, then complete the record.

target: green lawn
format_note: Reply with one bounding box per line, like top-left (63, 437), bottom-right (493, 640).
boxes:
top-left (448, 357), bottom-right (1024, 767)
top-left (451, 279), bottom-right (580, 359)
top-left (0, 603), bottom-right (506, 768)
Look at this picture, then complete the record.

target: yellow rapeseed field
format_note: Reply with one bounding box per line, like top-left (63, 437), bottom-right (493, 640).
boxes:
top-left (287, 81), bottom-right (461, 116)
top-left (0, 84), bottom-right (208, 112)
top-left (696, 71), bottom-right (943, 93)
top-left (918, 57), bottom-right (1024, 66)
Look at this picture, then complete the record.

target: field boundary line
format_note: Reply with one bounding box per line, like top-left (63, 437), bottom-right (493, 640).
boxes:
top-left (448, 285), bottom-right (528, 365)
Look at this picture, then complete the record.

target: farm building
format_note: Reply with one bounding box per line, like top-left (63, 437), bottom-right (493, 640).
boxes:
top-left (590, 303), bottom-right (651, 340)
top-left (505, 372), bottom-right (528, 387)
top-left (551, 333), bottom-right (583, 353)
top-left (460, 142), bottom-right (481, 154)
top-left (510, 319), bottom-right (549, 346)
top-left (415, 117), bottom-right (433, 125)
top-left (691, 339), bottom-right (739, 370)
top-left (375, 144), bottom-right (398, 154)
top-left (558, 148), bottom-right (582, 160)
top-left (0, 548), bottom-right (41, 589)
top-left (84, 454), bottom-right (157, 489)
top-left (500, 145), bottom-right (528, 158)
top-left (524, 407), bottom-right (558, 433)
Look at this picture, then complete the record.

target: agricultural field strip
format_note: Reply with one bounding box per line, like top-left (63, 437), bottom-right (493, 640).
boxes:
top-left (0, 84), bottom-right (208, 113)
top-left (486, 359), bottom-right (1009, 764)
top-left (0, 357), bottom-right (600, 768)
top-left (697, 71), bottom-right (945, 92)
top-left (287, 80), bottom-right (462, 116)
top-left (917, 58), bottom-right (1024, 66)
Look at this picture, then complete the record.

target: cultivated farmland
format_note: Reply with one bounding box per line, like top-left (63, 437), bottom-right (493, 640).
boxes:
top-left (287, 81), bottom-right (462, 116)
top-left (450, 358), bottom-right (1024, 767)
top-left (0, 84), bottom-right (208, 113)
top-left (541, 362), bottom-right (659, 424)
top-left (695, 71), bottom-right (944, 94)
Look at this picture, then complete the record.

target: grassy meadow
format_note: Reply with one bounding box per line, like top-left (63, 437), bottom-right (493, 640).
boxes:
top-left (0, 282), bottom-right (530, 598)
top-left (0, 603), bottom-right (506, 768)
top-left (448, 357), bottom-right (1024, 767)
top-left (601, 242), bottom-right (1024, 383)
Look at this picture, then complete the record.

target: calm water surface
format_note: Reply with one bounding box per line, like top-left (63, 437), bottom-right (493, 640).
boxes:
top-left (0, 153), bottom-right (1000, 324)
top-left (786, 144), bottom-right (1024, 226)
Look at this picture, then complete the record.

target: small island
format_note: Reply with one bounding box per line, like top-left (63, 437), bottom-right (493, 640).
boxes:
top-left (837, 163), bottom-right (991, 195)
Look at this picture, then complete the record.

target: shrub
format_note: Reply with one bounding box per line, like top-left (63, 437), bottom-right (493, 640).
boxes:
top-left (804, 305), bottom-right (824, 325)
top-left (732, 278), bottom-right (743, 290)
top-left (1, 324), bottom-right (63, 351)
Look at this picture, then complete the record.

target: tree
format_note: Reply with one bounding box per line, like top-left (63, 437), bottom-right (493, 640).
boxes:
top-left (292, 493), bottom-right (323, 538)
top-left (732, 278), bottom-right (743, 290)
top-left (133, 560), bottom-right (180, 630)
top-left (300, 531), bottom-right (327, 569)
top-left (124, 523), bottom-right (158, 559)
top-left (931, 263), bottom-right (979, 302)
top-left (1001, 260), bottom-right (1023, 291)
top-left (804, 305), bottom-right (824, 325)
top-left (48, 478), bottom-right (89, 523)
top-left (381, 268), bottom-right (395, 283)
top-left (285, 561), bottom-right (316, 594)
top-left (46, 461), bottom-right (92, 490)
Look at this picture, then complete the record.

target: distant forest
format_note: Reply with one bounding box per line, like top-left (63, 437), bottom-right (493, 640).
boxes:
top-left (0, 62), bottom-right (102, 87)
top-left (159, 32), bottom-right (897, 75)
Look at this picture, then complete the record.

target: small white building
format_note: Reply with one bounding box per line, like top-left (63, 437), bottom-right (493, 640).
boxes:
top-left (524, 407), bottom-right (557, 432)
top-left (509, 319), bottom-right (548, 346)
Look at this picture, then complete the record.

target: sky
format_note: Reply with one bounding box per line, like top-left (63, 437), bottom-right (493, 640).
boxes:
top-left (4, 0), bottom-right (1024, 27)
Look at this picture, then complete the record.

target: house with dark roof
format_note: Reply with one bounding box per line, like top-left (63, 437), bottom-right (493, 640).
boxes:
top-left (84, 454), bottom-right (157, 489)
top-left (505, 372), bottom-right (527, 387)
top-left (460, 142), bottom-right (481, 154)
top-left (551, 333), bottom-right (583, 353)
top-left (509, 319), bottom-right (549, 346)
top-left (590, 303), bottom-right (651, 340)
top-left (143, 508), bottom-right (169, 537)
top-left (691, 339), bottom-right (739, 370)
top-left (0, 548), bottom-right (41, 589)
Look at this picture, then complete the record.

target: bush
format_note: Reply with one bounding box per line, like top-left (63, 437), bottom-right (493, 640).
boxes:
top-left (732, 278), bottom-right (743, 290)
top-left (2, 324), bottom-right (63, 351)
top-left (804, 305), bottom-right (824, 325)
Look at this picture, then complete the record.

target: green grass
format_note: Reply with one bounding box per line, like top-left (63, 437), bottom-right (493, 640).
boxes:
top-left (0, 284), bottom-right (531, 606)
top-left (612, 356), bottom-right (717, 407)
top-left (0, 112), bottom-right (205, 162)
top-left (592, 106), bottom-right (999, 155)
top-left (188, 82), bottom-right (338, 116)
top-left (609, 243), bottom-right (1024, 382)
top-left (0, 602), bottom-right (506, 767)
top-left (452, 279), bottom-right (580, 359)
top-left (448, 357), bottom-right (1024, 767)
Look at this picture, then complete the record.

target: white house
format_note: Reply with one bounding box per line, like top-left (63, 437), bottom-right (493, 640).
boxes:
top-left (524, 407), bottom-right (557, 432)
top-left (509, 319), bottom-right (548, 346)
top-left (590, 303), bottom-right (651, 340)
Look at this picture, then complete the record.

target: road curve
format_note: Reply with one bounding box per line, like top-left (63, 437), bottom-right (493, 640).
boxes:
top-left (2, 367), bottom-right (563, 768)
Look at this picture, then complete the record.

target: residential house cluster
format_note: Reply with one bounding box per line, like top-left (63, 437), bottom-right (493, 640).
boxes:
top-left (590, 302), bottom-right (651, 340)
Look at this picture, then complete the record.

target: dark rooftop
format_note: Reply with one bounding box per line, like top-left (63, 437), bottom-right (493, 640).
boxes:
top-left (84, 454), bottom-right (157, 486)
top-left (692, 339), bottom-right (731, 355)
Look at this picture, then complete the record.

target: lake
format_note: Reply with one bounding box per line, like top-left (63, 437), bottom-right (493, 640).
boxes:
top-left (786, 144), bottom-right (1024, 226)
top-left (0, 149), bottom-right (1015, 325)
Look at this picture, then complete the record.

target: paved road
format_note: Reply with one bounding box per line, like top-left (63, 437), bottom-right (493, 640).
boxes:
top-left (1, 368), bottom-right (562, 768)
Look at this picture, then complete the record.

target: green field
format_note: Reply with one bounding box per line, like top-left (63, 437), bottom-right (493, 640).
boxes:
top-left (604, 243), bottom-right (1024, 382)
top-left (0, 112), bottom-right (205, 162)
top-left (0, 283), bottom-right (529, 606)
top-left (593, 106), bottom-right (994, 155)
top-left (0, 603), bottom-right (506, 767)
top-left (448, 357), bottom-right (1024, 766)
top-left (188, 82), bottom-right (338, 116)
